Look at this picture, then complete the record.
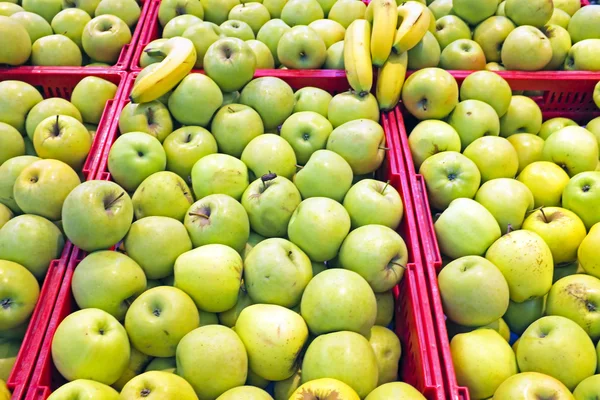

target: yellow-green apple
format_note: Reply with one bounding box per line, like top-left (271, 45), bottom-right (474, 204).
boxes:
top-left (326, 119), bottom-right (385, 175)
top-left (204, 38), bottom-right (256, 93)
top-left (0, 156), bottom-right (40, 213)
top-left (291, 379), bottom-right (359, 400)
top-left (464, 136), bottom-right (518, 182)
top-left (220, 19), bottom-right (255, 39)
top-left (523, 207), bottom-right (586, 264)
top-left (246, 39), bottom-right (275, 68)
top-left (407, 31), bottom-right (441, 69)
top-left (343, 179), bottom-right (403, 229)
top-left (201, 0), bottom-right (240, 24)
top-left (211, 104), bottom-right (264, 158)
top-left (11, 11), bottom-right (52, 44)
top-left (408, 120), bottom-right (460, 169)
top-left (61, 180), bottom-right (133, 252)
top-left (184, 194), bottom-right (249, 252)
top-left (244, 238), bottom-right (312, 307)
top-left (0, 205), bottom-right (12, 230)
top-left (308, 19), bottom-right (345, 49)
top-left (503, 296), bottom-right (545, 334)
top-left (294, 86), bottom-right (332, 117)
top-left (573, 374), bottom-right (600, 400)
top-left (0, 215), bottom-right (64, 279)
top-left (82, 15), bottom-right (131, 63)
top-left (277, 25), bottom-right (327, 69)
top-left (158, 0), bottom-right (204, 26)
top-left (237, 304), bottom-right (308, 380)
top-left (0, 16), bottom-right (30, 65)
top-left (501, 25), bottom-right (552, 70)
top-left (256, 19), bottom-right (291, 66)
top-left (0, 339), bottom-right (19, 380)
top-left (564, 39), bottom-right (600, 71)
top-left (240, 77), bottom-right (295, 131)
top-left (162, 14), bottom-right (202, 38)
top-left (419, 151), bottom-right (481, 210)
top-left (460, 72), bottom-right (511, 118)
top-left (182, 22), bottom-right (222, 68)
top-left (294, 150), bottom-right (353, 202)
top-left (0, 260), bottom-right (39, 331)
top-left (508, 133), bottom-right (545, 173)
top-left (72, 251), bottom-right (146, 320)
top-left (301, 268), bottom-right (376, 335)
top-left (548, 7), bottom-right (571, 28)
top-left (132, 171), bottom-right (194, 221)
top-left (327, 91), bottom-right (379, 128)
top-left (25, 98), bottom-right (82, 140)
top-left (62, 0), bottom-right (102, 16)
top-left (543, 126), bottom-right (599, 177)
top-left (440, 39), bottom-right (486, 70)
top-left (328, 0), bottom-right (366, 28)
top-left (433, 15), bottom-right (471, 51)
top-left (281, 112), bottom-right (333, 164)
top-left (451, 329), bottom-right (517, 399)
top-left (95, 0), bottom-right (140, 28)
top-left (475, 178), bottom-right (534, 233)
top-left (168, 74), bottom-right (224, 127)
top-left (446, 318), bottom-right (511, 342)
top-left (108, 132), bottom-right (167, 192)
top-left (518, 161), bottom-right (570, 208)
top-left (486, 230), bottom-right (553, 301)
top-left (71, 76), bottom-right (118, 124)
top-left (505, 0), bottom-right (553, 27)
top-left (473, 16), bottom-right (516, 63)
top-left (338, 225), bottom-right (408, 292)
top-left (281, 0), bottom-right (324, 26)
top-left (429, 0), bottom-right (453, 19)
top-left (218, 284), bottom-right (253, 327)
top-left (0, 80), bottom-right (43, 134)
top-left (493, 372), bottom-right (574, 400)
top-left (13, 159), bottom-right (80, 221)
top-left (264, 0), bottom-right (289, 18)
top-left (162, 126), bottom-right (218, 182)
top-left (588, 117), bottom-right (600, 148)
top-left (241, 134), bottom-right (297, 180)
top-left (50, 10), bottom-right (90, 50)
top-left (22, 0), bottom-right (62, 22)
top-left (177, 325), bottom-right (247, 398)
top-left (52, 308), bottom-right (130, 384)
top-left (375, 291), bottom-right (394, 326)
top-left (120, 371), bottom-right (197, 399)
top-left (595, 82), bottom-right (600, 109)
top-left (229, 2), bottom-right (270, 34)
top-left (401, 67), bottom-right (459, 120)
top-left (568, 5), bottom-right (600, 43)
top-left (48, 380), bottom-right (119, 400)
top-left (0, 123), bottom-right (24, 166)
top-left (119, 101), bottom-right (173, 142)
top-left (452, 0), bottom-right (496, 24)
top-left (0, 3), bottom-right (22, 15)
top-left (539, 117), bottom-right (577, 140)
top-left (553, 0), bottom-right (580, 16)
top-left (218, 386), bottom-right (272, 399)
top-left (324, 40), bottom-right (344, 69)
top-left (302, 331), bottom-right (378, 397)
top-left (543, 24), bottom-right (572, 70)
top-left (191, 154), bottom-right (249, 200)
top-left (145, 357), bottom-right (176, 373)
top-left (241, 174), bottom-right (301, 237)
top-left (579, 223), bottom-right (600, 279)
top-left (517, 315), bottom-right (597, 390)
top-left (448, 100), bottom-right (500, 150)
top-left (368, 326), bottom-right (401, 385)
top-left (563, 172), bottom-right (600, 230)
top-left (500, 95), bottom-right (543, 136)
top-left (365, 382), bottom-right (426, 400)
top-left (439, 256), bottom-right (510, 326)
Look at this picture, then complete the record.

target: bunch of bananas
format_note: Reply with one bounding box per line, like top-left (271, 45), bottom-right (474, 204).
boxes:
top-left (345, 0), bottom-right (431, 111)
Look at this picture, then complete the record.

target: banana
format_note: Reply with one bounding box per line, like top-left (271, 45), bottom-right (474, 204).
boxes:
top-left (376, 50), bottom-right (408, 111)
top-left (370, 0), bottom-right (398, 67)
top-left (392, 1), bottom-right (431, 54)
top-left (130, 37), bottom-right (197, 104)
top-left (344, 19), bottom-right (373, 96)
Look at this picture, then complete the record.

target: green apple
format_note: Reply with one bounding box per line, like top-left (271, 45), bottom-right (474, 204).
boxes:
top-left (326, 119), bottom-right (385, 175)
top-left (145, 357), bottom-right (176, 373)
top-left (401, 67), bottom-right (459, 120)
top-left (162, 14), bottom-right (202, 38)
top-left (302, 331), bottom-right (378, 398)
top-left (61, 180), bottom-right (133, 252)
top-left (518, 161), bottom-right (570, 208)
top-left (241, 174), bottom-right (301, 237)
top-left (308, 19), bottom-right (345, 49)
top-left (201, 0), bottom-right (240, 24)
top-left (204, 38), bottom-right (256, 93)
top-left (574, 374), bottom-right (600, 400)
top-left (543, 24), bottom-right (572, 70)
top-left (229, 2), bottom-right (270, 34)
top-left (241, 134), bottom-right (297, 180)
top-left (448, 99), bottom-right (500, 150)
top-left (11, 11), bottom-right (53, 44)
top-left (453, 0), bottom-right (496, 25)
top-left (277, 25), bottom-right (327, 69)
top-left (552, 261), bottom-right (583, 284)
top-left (177, 325), bottom-right (247, 398)
top-left (280, 112), bottom-right (333, 164)
top-left (433, 15), bottom-right (471, 51)
top-left (539, 117), bottom-right (578, 140)
top-left (281, 0), bottom-right (324, 26)
top-left (182, 22), bottom-right (222, 68)
top-left (0, 156), bottom-right (40, 213)
top-left (168, 73), bottom-right (223, 127)
top-left (246, 39), bottom-right (275, 68)
top-left (473, 16), bottom-right (516, 62)
top-left (48, 380), bottom-right (119, 400)
top-left (0, 260), bottom-right (39, 331)
top-left (588, 117), bottom-right (600, 147)
top-left (62, 0), bottom-right (101, 16)
top-left (163, 126), bottom-right (217, 183)
top-left (500, 95), bottom-right (543, 136)
top-left (517, 315), bottom-right (597, 390)
top-left (327, 91), bottom-right (379, 128)
top-left (218, 284), bottom-right (253, 327)
top-left (501, 25), bottom-right (553, 70)
top-left (71, 76), bottom-right (118, 124)
top-left (0, 205), bottom-right (12, 230)
top-left (553, 0), bottom-right (580, 16)
top-left (407, 30), bottom-right (441, 69)
top-left (132, 171), bottom-right (193, 221)
top-left (428, 0), bottom-right (453, 19)
top-left (368, 326), bottom-right (401, 385)
top-left (22, 0), bottom-right (62, 22)
top-left (221, 19), bottom-right (255, 39)
top-left (0, 339), bottom-right (19, 380)
top-left (568, 5), bottom-right (600, 43)
top-left (0, 3), bottom-right (23, 15)
top-left (435, 198), bottom-right (501, 259)
top-left (328, 0), bottom-right (366, 28)
top-left (408, 120), bottom-right (460, 169)
top-left (543, 126), bottom-right (599, 177)
top-left (505, 0), bottom-right (553, 28)
top-left (218, 386), bottom-right (272, 399)
top-left (563, 172), bottom-right (600, 231)
top-left (324, 40), bottom-right (344, 69)
top-left (579, 223), bottom-right (600, 279)
top-left (291, 379), bottom-right (360, 400)
top-left (72, 251), bottom-right (146, 320)
top-left (256, 19), bottom-right (291, 66)
top-left (222, 91), bottom-right (241, 105)
top-left (82, 15), bottom-right (132, 64)
top-left (273, 369), bottom-right (301, 400)
top-left (120, 371), bottom-right (197, 399)
top-left (95, 0), bottom-right (141, 28)
top-left (52, 308), bottom-right (130, 384)
top-left (475, 178), bottom-right (534, 233)
top-left (343, 179), bottom-right (403, 230)
top-left (294, 86), bottom-right (332, 117)
top-left (508, 133), bottom-right (545, 173)
top-left (486, 229), bottom-right (554, 302)
top-left (119, 100), bottom-right (173, 142)
top-left (564, 39), bottom-right (600, 71)
top-left (0, 81), bottom-right (42, 134)
top-left (26, 97), bottom-right (82, 140)
top-left (595, 83), bottom-right (600, 110)
top-left (548, 7), bottom-right (571, 28)
top-left (191, 154), bottom-right (249, 201)
top-left (419, 151), bottom-right (481, 211)
top-left (464, 136), bottom-right (518, 182)
top-left (294, 150), bottom-right (352, 201)
top-left (494, 372), bottom-right (574, 399)
top-left (374, 291), bottom-right (394, 326)
top-left (446, 318), bottom-right (511, 342)
top-left (0, 215), bottom-right (64, 279)
top-left (158, 0), bottom-right (204, 26)
top-left (503, 296), bottom-right (545, 334)
top-left (0, 123), bottom-right (24, 166)
top-left (264, 0), bottom-right (289, 18)
top-left (240, 77), bottom-right (295, 131)
top-left (13, 159), bottom-right (80, 221)
top-left (440, 39), bottom-right (486, 71)
top-left (210, 104), bottom-right (266, 158)
top-left (365, 382), bottom-right (426, 400)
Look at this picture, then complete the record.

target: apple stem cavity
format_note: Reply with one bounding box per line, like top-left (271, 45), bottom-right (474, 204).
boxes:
top-left (1, 298), bottom-right (12, 309)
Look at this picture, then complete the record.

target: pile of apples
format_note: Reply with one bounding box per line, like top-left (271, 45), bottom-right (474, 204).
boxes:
top-left (405, 68), bottom-right (600, 398)
top-left (0, 75), bottom-right (118, 392)
top-left (0, 0), bottom-right (141, 67)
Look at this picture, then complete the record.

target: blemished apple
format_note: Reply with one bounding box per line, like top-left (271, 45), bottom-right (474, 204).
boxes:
top-left (163, 126), bottom-right (218, 182)
top-left (407, 31), bottom-right (441, 70)
top-left (0, 260), bottom-right (39, 331)
top-left (564, 39), bottom-right (600, 71)
top-left (343, 179), bottom-right (403, 230)
top-left (473, 16), bottom-right (516, 63)
top-left (25, 97), bottom-right (82, 140)
top-left (328, 0), bottom-right (366, 28)
top-left (475, 178), bottom-right (534, 233)
top-left (168, 73), bottom-right (223, 127)
top-left (568, 5), bottom-right (600, 43)
top-left (579, 223), bottom-right (600, 279)
top-left (0, 214), bottom-right (64, 279)
top-left (0, 156), bottom-right (41, 214)
top-left (501, 25), bottom-right (553, 70)
top-left (132, 171), bottom-right (194, 221)
top-left (294, 86), bottom-right (332, 117)
top-left (12, 11), bottom-right (53, 44)
top-left (439, 39), bottom-right (487, 71)
top-left (82, 14), bottom-right (132, 64)
top-left (183, 22), bottom-right (223, 68)
top-left (72, 251), bottom-right (146, 320)
top-left (463, 136), bottom-right (519, 182)
top-left (61, 180), bottom-right (133, 252)
top-left (324, 40), bottom-right (345, 69)
top-left (368, 326), bottom-right (401, 385)
top-left (158, 0), bottom-right (204, 26)
top-left (256, 19), bottom-right (291, 66)
top-left (459, 71), bottom-right (512, 118)
top-left (240, 77), bottom-right (295, 131)
top-left (229, 2), bottom-right (270, 34)
top-left (543, 24), bottom-right (572, 70)
top-left (47, 380), bottom-right (119, 400)
top-left (162, 14), bottom-right (202, 38)
top-left (507, 133), bottom-right (545, 174)
top-left (95, 0), bottom-right (141, 28)
top-left (277, 25), bottom-right (327, 69)
top-left (518, 161), bottom-right (570, 208)
top-left (327, 91), bottom-right (379, 128)
top-left (241, 134), bottom-right (297, 180)
top-left (246, 39), bottom-right (275, 68)
top-left (294, 150), bottom-right (353, 202)
top-left (204, 38), bottom-right (256, 93)
top-left (494, 372), bottom-right (574, 400)
top-left (281, 0), bottom-right (324, 26)
top-left (408, 120), bottom-right (461, 169)
top-left (280, 112), bottom-right (333, 164)
top-left (120, 371), bottom-right (197, 400)
top-left (326, 119), bottom-right (385, 175)
top-left (563, 172), bottom-right (600, 230)
top-left (52, 308), bottom-right (130, 385)
top-left (191, 153), bottom-right (249, 201)
top-left (500, 95), bottom-right (543, 137)
top-left (433, 15), bottom-right (471, 51)
top-left (543, 126), bottom-right (599, 177)
top-left (401, 67), bottom-right (459, 120)
top-left (539, 117), bottom-right (578, 140)
top-left (0, 80), bottom-right (43, 135)
top-left (71, 76), bottom-right (118, 124)
top-left (119, 100), bottom-right (174, 142)
top-left (291, 379), bottom-right (359, 400)
top-left (365, 382), bottom-right (426, 400)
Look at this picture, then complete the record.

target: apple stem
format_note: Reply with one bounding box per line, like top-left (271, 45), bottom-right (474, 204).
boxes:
top-left (295, 164), bottom-right (303, 170)
top-left (506, 224), bottom-right (514, 235)
top-left (381, 180), bottom-right (390, 194)
top-left (539, 207), bottom-right (548, 223)
top-left (189, 212), bottom-right (210, 219)
top-left (379, 146), bottom-right (390, 151)
top-left (105, 192), bottom-right (125, 210)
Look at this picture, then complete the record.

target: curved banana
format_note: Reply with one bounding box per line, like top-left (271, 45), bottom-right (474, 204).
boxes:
top-left (376, 50), bottom-right (408, 111)
top-left (370, 0), bottom-right (398, 67)
top-left (344, 19), bottom-right (373, 96)
top-left (393, 1), bottom-right (431, 54)
top-left (130, 37), bottom-right (197, 104)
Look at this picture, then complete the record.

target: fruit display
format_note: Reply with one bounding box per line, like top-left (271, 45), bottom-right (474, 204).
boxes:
top-left (0, 0), bottom-right (149, 68)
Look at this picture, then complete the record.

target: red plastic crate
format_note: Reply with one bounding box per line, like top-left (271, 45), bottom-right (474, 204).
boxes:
top-left (1, 0), bottom-right (151, 72)
top-left (394, 71), bottom-right (600, 400)
top-left (27, 71), bottom-right (446, 400)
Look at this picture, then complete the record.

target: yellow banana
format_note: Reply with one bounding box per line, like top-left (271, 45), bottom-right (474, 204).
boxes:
top-left (130, 37), bottom-right (197, 104)
top-left (370, 0), bottom-right (398, 67)
top-left (376, 50), bottom-right (408, 111)
top-left (344, 19), bottom-right (373, 96)
top-left (392, 1), bottom-right (431, 54)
